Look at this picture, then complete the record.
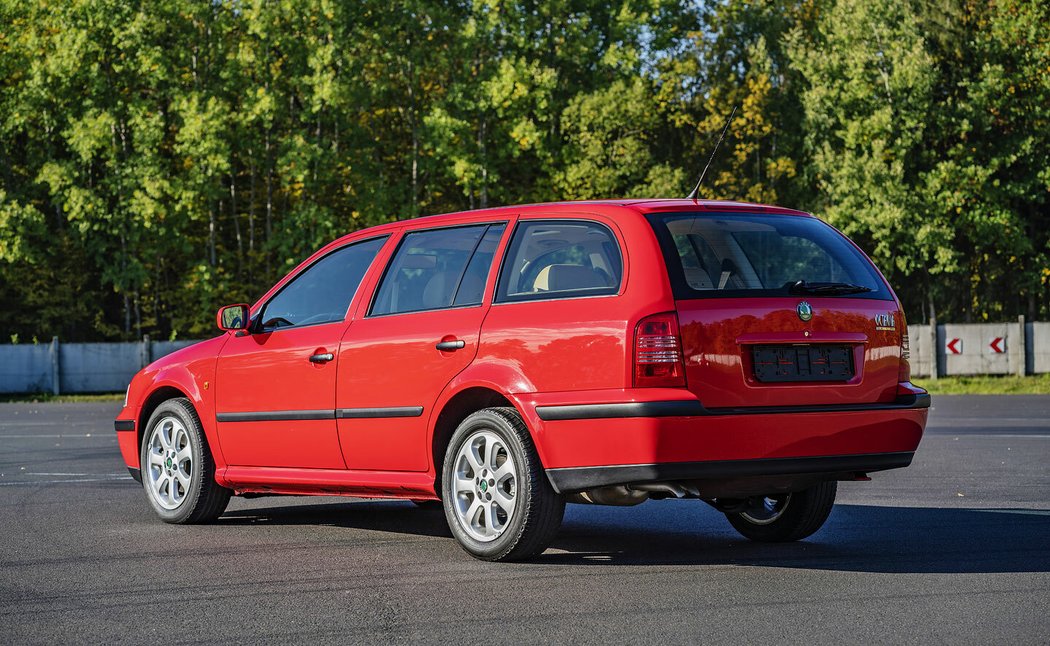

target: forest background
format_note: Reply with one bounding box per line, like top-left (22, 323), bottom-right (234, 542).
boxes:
top-left (1, 0), bottom-right (1047, 342)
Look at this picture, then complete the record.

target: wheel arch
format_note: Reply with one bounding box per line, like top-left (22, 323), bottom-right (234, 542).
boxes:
top-left (137, 385), bottom-right (191, 450)
top-left (429, 382), bottom-right (535, 496)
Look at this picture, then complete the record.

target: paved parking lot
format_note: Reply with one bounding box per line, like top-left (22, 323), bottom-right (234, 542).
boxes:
top-left (1, 395), bottom-right (1048, 644)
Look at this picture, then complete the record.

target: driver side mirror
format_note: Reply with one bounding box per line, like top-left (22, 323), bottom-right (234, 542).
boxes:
top-left (216, 303), bottom-right (251, 332)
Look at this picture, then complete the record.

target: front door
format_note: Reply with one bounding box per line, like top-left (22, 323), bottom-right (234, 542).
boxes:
top-left (337, 223), bottom-right (508, 471)
top-left (214, 236), bottom-right (389, 469)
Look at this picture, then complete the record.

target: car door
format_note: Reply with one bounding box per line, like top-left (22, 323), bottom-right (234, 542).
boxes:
top-left (214, 235), bottom-right (389, 469)
top-left (336, 222), bottom-right (509, 471)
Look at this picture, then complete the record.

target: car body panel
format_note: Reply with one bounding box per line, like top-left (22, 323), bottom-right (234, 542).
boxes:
top-left (114, 199), bottom-right (927, 504)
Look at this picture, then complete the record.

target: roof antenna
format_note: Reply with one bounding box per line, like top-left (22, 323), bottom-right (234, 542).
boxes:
top-left (686, 105), bottom-right (737, 201)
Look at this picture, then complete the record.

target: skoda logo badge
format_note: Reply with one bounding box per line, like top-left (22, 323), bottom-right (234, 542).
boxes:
top-left (797, 301), bottom-right (813, 322)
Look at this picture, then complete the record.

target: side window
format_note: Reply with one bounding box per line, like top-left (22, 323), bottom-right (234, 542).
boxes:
top-left (496, 220), bottom-right (622, 302)
top-left (370, 224), bottom-right (496, 316)
top-left (257, 236), bottom-right (387, 330)
top-left (454, 224), bottom-right (506, 306)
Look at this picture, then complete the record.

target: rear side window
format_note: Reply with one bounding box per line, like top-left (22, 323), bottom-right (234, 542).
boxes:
top-left (649, 212), bottom-right (891, 300)
top-left (257, 236), bottom-right (388, 330)
top-left (370, 224), bottom-right (503, 316)
top-left (496, 220), bottom-right (622, 302)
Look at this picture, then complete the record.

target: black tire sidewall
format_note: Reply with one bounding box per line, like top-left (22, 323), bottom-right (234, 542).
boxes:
top-left (441, 410), bottom-right (534, 560)
top-left (726, 481), bottom-right (837, 542)
top-left (139, 399), bottom-right (208, 524)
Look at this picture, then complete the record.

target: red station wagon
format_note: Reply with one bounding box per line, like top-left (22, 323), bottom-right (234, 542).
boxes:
top-left (115, 199), bottom-right (929, 561)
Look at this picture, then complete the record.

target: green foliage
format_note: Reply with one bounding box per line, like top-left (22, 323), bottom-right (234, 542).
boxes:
top-left (0, 0), bottom-right (1046, 341)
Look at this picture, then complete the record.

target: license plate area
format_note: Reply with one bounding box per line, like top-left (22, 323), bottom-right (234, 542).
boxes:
top-left (752, 344), bottom-right (854, 383)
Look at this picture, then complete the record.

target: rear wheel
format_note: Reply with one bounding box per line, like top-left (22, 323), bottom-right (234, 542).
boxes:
top-left (442, 407), bottom-right (564, 561)
top-left (724, 481), bottom-right (837, 542)
top-left (140, 398), bottom-right (231, 524)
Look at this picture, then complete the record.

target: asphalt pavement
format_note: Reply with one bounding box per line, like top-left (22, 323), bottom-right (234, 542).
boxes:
top-left (1, 395), bottom-right (1047, 644)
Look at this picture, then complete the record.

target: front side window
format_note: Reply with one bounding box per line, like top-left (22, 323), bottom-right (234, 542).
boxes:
top-left (257, 236), bottom-right (388, 330)
top-left (496, 220), bottom-right (622, 302)
top-left (649, 212), bottom-right (891, 299)
top-left (370, 224), bottom-right (503, 316)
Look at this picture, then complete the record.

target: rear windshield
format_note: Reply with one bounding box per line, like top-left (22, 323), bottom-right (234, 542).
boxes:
top-left (647, 212), bottom-right (892, 300)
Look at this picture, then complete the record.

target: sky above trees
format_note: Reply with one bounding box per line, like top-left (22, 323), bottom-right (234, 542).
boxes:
top-left (1, 0), bottom-right (1047, 341)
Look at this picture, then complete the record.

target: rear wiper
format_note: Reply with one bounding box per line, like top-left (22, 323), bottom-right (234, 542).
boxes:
top-left (786, 280), bottom-right (874, 295)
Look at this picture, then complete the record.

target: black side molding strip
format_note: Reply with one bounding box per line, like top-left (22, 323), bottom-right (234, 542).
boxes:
top-left (114, 420), bottom-right (136, 432)
top-left (215, 407), bottom-right (426, 422)
top-left (337, 407), bottom-right (424, 419)
top-left (216, 410), bottom-right (335, 423)
top-left (546, 452), bottom-right (915, 493)
top-left (536, 393), bottom-right (930, 421)
top-left (536, 400), bottom-right (705, 421)
top-left (127, 467), bottom-right (142, 483)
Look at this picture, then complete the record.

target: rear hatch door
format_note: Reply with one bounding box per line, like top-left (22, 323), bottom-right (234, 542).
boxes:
top-left (647, 211), bottom-right (904, 409)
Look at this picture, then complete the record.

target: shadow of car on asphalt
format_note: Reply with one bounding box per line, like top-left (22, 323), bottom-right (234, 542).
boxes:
top-left (218, 499), bottom-right (1050, 574)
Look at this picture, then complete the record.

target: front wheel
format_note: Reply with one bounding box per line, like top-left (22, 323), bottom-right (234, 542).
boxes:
top-left (442, 407), bottom-right (564, 561)
top-left (140, 398), bottom-right (231, 524)
top-left (724, 481), bottom-right (837, 542)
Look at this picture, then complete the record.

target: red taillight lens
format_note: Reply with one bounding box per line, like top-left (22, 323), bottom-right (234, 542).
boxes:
top-left (898, 331), bottom-right (912, 383)
top-left (634, 312), bottom-right (686, 388)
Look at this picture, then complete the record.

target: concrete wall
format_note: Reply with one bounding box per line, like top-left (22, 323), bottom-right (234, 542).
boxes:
top-left (908, 318), bottom-right (1043, 378)
top-left (0, 338), bottom-right (199, 394)
top-left (0, 343), bottom-right (53, 393)
top-left (1030, 322), bottom-right (1050, 375)
top-left (1, 321), bottom-right (1047, 392)
top-left (908, 324), bottom-right (933, 379)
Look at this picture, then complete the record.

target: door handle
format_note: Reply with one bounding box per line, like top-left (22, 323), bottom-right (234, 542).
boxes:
top-left (435, 340), bottom-right (466, 351)
top-left (309, 352), bottom-right (334, 363)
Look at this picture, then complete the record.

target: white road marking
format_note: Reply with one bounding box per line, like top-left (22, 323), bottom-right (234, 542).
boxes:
top-left (975, 509), bottom-right (1050, 517)
top-left (0, 434), bottom-right (111, 438)
top-left (0, 476), bottom-right (133, 486)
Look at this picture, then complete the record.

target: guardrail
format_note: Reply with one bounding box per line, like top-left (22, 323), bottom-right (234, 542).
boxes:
top-left (1, 319), bottom-right (1047, 393)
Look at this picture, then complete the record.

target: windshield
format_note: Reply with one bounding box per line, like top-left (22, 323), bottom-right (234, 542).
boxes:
top-left (647, 212), bottom-right (892, 300)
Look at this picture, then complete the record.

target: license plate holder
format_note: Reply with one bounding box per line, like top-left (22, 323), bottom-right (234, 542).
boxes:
top-left (752, 344), bottom-right (854, 383)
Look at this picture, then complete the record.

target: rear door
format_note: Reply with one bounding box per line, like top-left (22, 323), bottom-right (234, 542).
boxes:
top-left (336, 222), bottom-right (509, 471)
top-left (648, 212), bottom-right (904, 408)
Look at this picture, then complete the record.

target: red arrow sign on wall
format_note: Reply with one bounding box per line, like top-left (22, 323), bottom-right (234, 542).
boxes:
top-left (946, 338), bottom-right (962, 355)
top-left (989, 337), bottom-right (1005, 353)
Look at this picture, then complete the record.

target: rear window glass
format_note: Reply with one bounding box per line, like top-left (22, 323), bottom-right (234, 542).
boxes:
top-left (648, 212), bottom-right (891, 300)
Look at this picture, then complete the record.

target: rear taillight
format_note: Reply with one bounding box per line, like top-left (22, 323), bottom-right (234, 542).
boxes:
top-left (634, 312), bottom-right (686, 388)
top-left (899, 331), bottom-right (912, 383)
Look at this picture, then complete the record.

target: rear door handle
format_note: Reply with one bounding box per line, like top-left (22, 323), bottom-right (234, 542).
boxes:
top-left (309, 352), bottom-right (334, 363)
top-left (435, 340), bottom-right (466, 351)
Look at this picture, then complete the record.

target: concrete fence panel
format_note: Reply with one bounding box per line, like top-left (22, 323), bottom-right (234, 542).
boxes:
top-left (150, 340), bottom-right (199, 363)
top-left (1030, 322), bottom-right (1050, 374)
top-left (907, 324), bottom-right (933, 378)
top-left (0, 338), bottom-right (204, 394)
top-left (59, 343), bottom-right (142, 393)
top-left (940, 323), bottom-right (1017, 376)
top-left (0, 344), bottom-right (53, 393)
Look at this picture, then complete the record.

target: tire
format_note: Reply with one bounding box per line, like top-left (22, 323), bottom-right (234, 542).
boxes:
top-left (139, 398), bottom-right (231, 524)
top-left (441, 407), bottom-right (564, 561)
top-left (724, 481), bottom-right (837, 542)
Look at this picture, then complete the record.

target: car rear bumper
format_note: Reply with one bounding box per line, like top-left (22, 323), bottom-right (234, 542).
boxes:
top-left (522, 390), bottom-right (929, 494)
top-left (546, 451), bottom-right (914, 493)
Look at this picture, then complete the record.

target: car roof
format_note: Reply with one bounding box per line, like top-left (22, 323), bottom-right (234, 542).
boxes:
top-left (327, 199), bottom-right (811, 250)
